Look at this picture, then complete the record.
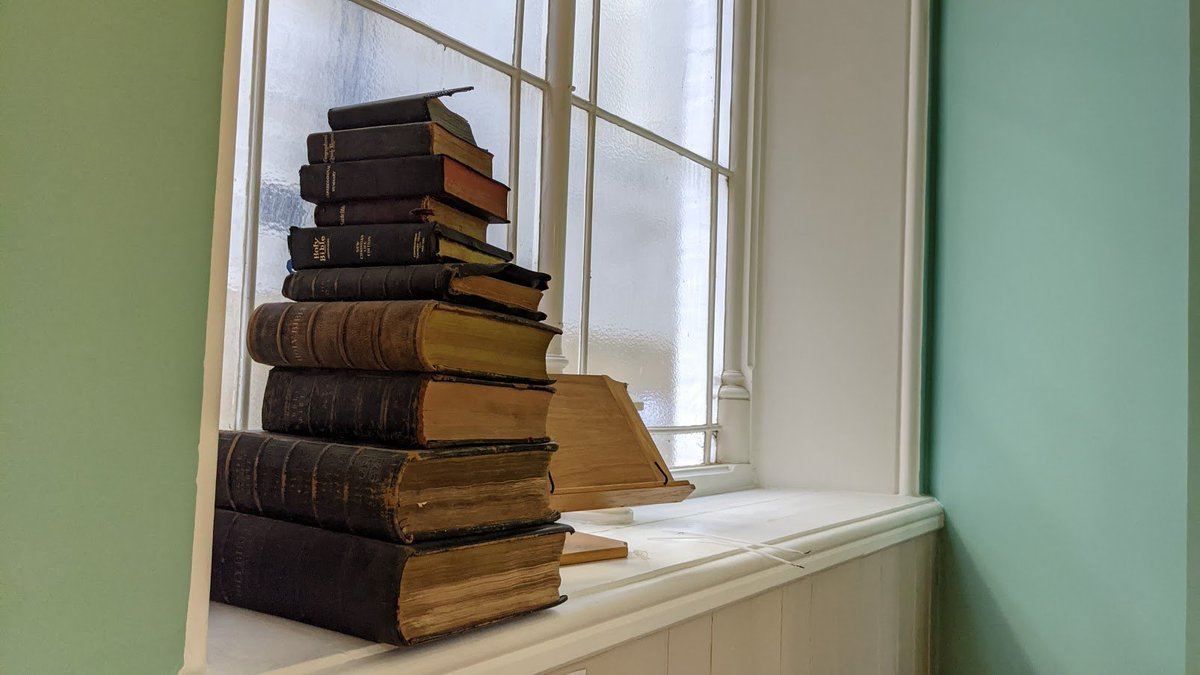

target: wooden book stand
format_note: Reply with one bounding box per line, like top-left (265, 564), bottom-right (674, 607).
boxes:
top-left (546, 374), bottom-right (695, 565)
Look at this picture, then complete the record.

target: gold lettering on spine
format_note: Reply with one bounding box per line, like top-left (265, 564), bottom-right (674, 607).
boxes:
top-left (312, 235), bottom-right (330, 262)
top-left (322, 133), bottom-right (335, 162)
top-left (324, 164), bottom-right (332, 198)
top-left (281, 304), bottom-right (309, 365)
top-left (338, 204), bottom-right (346, 225)
top-left (412, 231), bottom-right (426, 260)
top-left (354, 234), bottom-right (372, 260)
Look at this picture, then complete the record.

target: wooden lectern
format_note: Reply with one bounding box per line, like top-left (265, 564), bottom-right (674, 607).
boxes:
top-left (546, 374), bottom-right (695, 564)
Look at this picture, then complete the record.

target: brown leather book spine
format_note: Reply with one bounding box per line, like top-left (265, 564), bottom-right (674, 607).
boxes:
top-left (261, 368), bottom-right (426, 446)
top-left (299, 156), bottom-right (446, 203)
top-left (280, 266), bottom-right (451, 303)
top-left (312, 197), bottom-right (433, 226)
top-left (216, 431), bottom-right (411, 541)
top-left (211, 510), bottom-right (408, 644)
top-left (246, 300), bottom-right (432, 371)
top-left (298, 156), bottom-right (508, 222)
top-left (306, 124), bottom-right (436, 164)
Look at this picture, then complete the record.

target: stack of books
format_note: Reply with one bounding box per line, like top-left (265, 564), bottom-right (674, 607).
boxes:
top-left (210, 89), bottom-right (571, 646)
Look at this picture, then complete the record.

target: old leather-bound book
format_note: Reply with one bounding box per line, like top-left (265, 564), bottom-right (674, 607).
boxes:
top-left (261, 369), bottom-right (554, 447)
top-left (288, 222), bottom-right (509, 270)
top-left (312, 196), bottom-right (497, 238)
top-left (211, 511), bottom-right (570, 645)
top-left (327, 87), bottom-right (477, 144)
top-left (247, 300), bottom-right (557, 381)
top-left (299, 155), bottom-right (508, 222)
top-left (215, 431), bottom-right (558, 542)
top-left (280, 264), bottom-right (548, 320)
top-left (307, 122), bottom-right (492, 176)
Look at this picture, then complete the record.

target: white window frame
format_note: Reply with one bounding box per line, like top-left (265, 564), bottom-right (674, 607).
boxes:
top-left (223, 0), bottom-right (762, 475)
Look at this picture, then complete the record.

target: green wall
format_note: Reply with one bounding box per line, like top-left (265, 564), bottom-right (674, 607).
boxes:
top-left (0, 3), bottom-right (229, 673)
top-left (928, 1), bottom-right (1194, 673)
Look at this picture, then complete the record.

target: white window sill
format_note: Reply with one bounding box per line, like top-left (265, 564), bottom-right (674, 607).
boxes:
top-left (205, 489), bottom-right (943, 674)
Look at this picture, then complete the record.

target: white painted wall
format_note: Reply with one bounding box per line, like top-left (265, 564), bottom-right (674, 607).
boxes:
top-left (752, 0), bottom-right (921, 492)
top-left (545, 533), bottom-right (935, 675)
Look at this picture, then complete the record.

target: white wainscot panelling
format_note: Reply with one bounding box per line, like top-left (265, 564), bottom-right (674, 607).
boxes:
top-left (548, 533), bottom-right (935, 675)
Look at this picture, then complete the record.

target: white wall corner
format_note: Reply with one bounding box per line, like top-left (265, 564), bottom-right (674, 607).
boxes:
top-left (750, 0), bottom-right (929, 493)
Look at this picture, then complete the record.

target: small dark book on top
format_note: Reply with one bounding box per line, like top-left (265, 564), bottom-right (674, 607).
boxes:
top-left (307, 122), bottom-right (493, 177)
top-left (327, 86), bottom-right (477, 145)
top-left (216, 430), bottom-right (559, 543)
top-left (281, 263), bottom-right (548, 320)
top-left (299, 155), bottom-right (509, 222)
top-left (211, 511), bottom-right (570, 645)
top-left (288, 223), bottom-right (511, 270)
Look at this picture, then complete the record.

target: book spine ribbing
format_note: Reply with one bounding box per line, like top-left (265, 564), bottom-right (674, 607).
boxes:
top-left (211, 510), bottom-right (408, 644)
top-left (246, 300), bottom-right (430, 371)
top-left (260, 368), bottom-right (425, 446)
top-left (216, 431), bottom-right (409, 541)
top-left (281, 266), bottom-right (451, 303)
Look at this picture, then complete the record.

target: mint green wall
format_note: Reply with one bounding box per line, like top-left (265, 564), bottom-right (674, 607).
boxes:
top-left (928, 1), bottom-right (1193, 673)
top-left (0, 3), bottom-right (229, 673)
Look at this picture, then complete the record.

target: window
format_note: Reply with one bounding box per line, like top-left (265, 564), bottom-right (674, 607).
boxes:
top-left (220, 0), bottom-right (746, 469)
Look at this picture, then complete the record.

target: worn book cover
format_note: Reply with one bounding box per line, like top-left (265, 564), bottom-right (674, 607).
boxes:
top-left (211, 511), bottom-right (570, 645)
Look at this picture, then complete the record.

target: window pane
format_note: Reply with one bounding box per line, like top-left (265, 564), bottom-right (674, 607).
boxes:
top-left (522, 0), bottom-right (547, 77)
top-left (249, 0), bottom-right (512, 424)
top-left (560, 105), bottom-right (590, 374)
top-left (652, 432), bottom-right (707, 468)
top-left (597, 0), bottom-right (717, 157)
top-left (711, 175), bottom-right (728, 424)
top-left (573, 0), bottom-right (594, 97)
top-left (514, 82), bottom-right (543, 269)
top-left (376, 0), bottom-right (515, 64)
top-left (587, 120), bottom-right (710, 427)
top-left (717, 0), bottom-right (734, 167)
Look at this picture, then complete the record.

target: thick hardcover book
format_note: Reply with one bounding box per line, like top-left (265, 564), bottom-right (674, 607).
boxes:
top-left (287, 223), bottom-right (511, 270)
top-left (313, 196), bottom-right (499, 238)
top-left (261, 368), bottom-right (554, 447)
top-left (298, 155), bottom-right (509, 222)
top-left (247, 300), bottom-right (557, 382)
top-left (211, 511), bottom-right (570, 645)
top-left (313, 196), bottom-right (496, 239)
top-left (281, 264), bottom-right (547, 320)
top-left (307, 122), bottom-right (493, 176)
top-left (327, 87), bottom-right (476, 145)
top-left (215, 431), bottom-right (558, 543)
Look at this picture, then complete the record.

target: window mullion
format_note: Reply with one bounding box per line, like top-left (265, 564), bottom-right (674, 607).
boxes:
top-left (507, 0), bottom-right (524, 255)
top-left (536, 0), bottom-right (576, 374)
top-left (234, 0), bottom-right (271, 430)
top-left (579, 0), bottom-right (602, 373)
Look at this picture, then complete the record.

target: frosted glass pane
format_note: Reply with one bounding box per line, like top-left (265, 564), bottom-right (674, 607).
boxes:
top-left (514, 83), bottom-right (543, 269)
top-left (587, 120), bottom-right (710, 427)
top-left (597, 0), bottom-right (717, 157)
top-left (377, 0), bottom-right (515, 63)
top-left (652, 432), bottom-right (707, 468)
top-left (573, 0), bottom-right (594, 97)
top-left (560, 106), bottom-right (590, 374)
top-left (249, 0), bottom-right (512, 425)
top-left (711, 175), bottom-right (728, 424)
top-left (522, 0), bottom-right (547, 77)
top-left (717, 0), bottom-right (734, 167)
top-left (219, 2), bottom-right (259, 430)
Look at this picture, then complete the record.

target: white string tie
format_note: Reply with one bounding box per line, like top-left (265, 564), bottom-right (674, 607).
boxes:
top-left (647, 530), bottom-right (812, 569)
